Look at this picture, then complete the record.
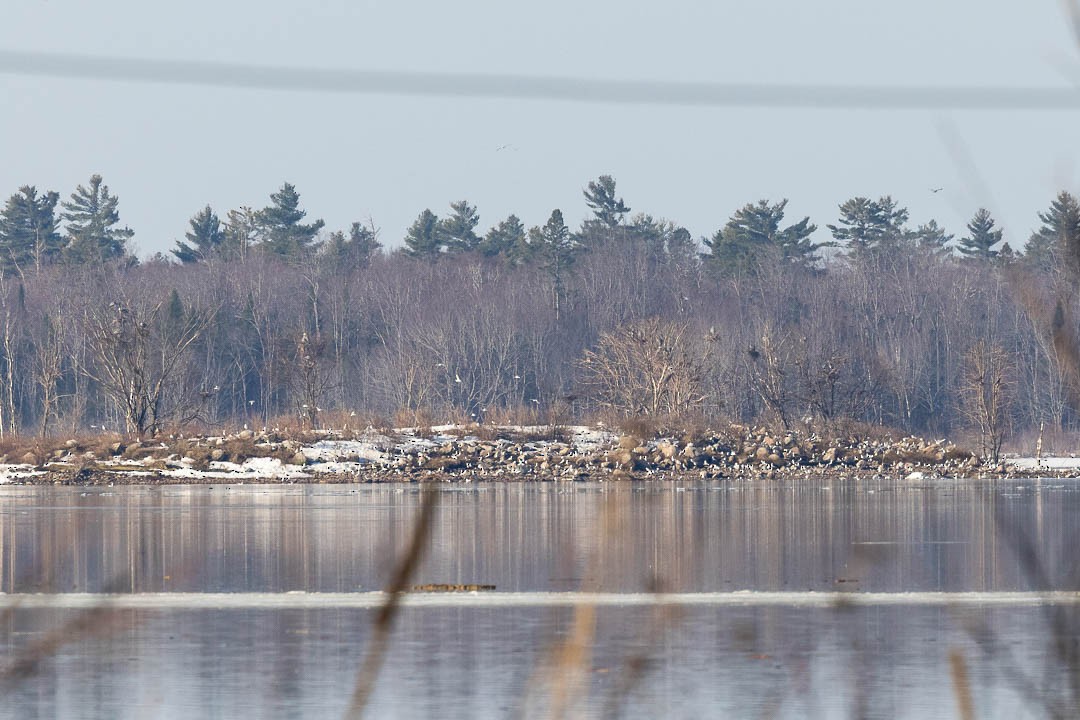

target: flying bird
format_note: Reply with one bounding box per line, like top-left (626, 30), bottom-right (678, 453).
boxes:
top-left (930, 187), bottom-right (943, 193)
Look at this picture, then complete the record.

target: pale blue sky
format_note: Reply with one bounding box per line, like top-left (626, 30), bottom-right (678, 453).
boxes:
top-left (2, 1), bottom-right (1079, 255)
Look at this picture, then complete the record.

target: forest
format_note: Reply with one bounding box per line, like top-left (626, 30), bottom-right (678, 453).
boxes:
top-left (0, 172), bottom-right (1077, 456)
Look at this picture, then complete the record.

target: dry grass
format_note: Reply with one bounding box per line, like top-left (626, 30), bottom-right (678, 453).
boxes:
top-left (481, 404), bottom-right (548, 428)
top-left (949, 649), bottom-right (976, 720)
top-left (392, 407), bottom-right (434, 430)
top-left (345, 484), bottom-right (439, 719)
top-left (593, 411), bottom-right (715, 443)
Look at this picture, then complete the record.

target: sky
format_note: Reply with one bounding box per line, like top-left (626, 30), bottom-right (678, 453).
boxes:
top-left (2, 1), bottom-right (1080, 257)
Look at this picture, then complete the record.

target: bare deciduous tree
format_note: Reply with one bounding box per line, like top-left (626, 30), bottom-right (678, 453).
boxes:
top-left (577, 318), bottom-right (708, 417)
top-left (960, 341), bottom-right (1013, 462)
top-left (82, 280), bottom-right (217, 437)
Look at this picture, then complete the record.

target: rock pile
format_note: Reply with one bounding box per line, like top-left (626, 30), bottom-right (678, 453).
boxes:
top-left (0, 423), bottom-right (994, 484)
top-left (372, 426), bottom-right (977, 481)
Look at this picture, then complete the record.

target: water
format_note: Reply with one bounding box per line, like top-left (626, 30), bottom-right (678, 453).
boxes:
top-left (1, 478), bottom-right (1078, 718)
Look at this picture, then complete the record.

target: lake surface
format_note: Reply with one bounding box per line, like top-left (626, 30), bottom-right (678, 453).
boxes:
top-left (1, 478), bottom-right (1079, 718)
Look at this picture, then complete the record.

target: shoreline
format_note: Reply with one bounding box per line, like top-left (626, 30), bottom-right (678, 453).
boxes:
top-left (0, 463), bottom-right (1061, 487)
top-left (0, 423), bottom-right (1065, 486)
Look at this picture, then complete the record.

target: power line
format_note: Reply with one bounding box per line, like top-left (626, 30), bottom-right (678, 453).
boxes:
top-left (2, 49), bottom-right (1080, 110)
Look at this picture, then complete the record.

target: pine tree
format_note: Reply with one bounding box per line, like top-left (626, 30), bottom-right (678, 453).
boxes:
top-left (173, 206), bottom-right (226, 264)
top-left (913, 219), bottom-right (954, 255)
top-left (402, 209), bottom-right (441, 258)
top-left (998, 242), bottom-right (1017, 264)
top-left (0, 186), bottom-right (62, 274)
top-left (480, 214), bottom-right (527, 261)
top-left (583, 175), bottom-right (630, 229)
top-left (827, 196), bottom-right (909, 257)
top-left (61, 174), bottom-right (133, 264)
top-left (578, 175), bottom-right (631, 247)
top-left (323, 221), bottom-right (381, 268)
top-left (666, 226), bottom-right (698, 270)
top-left (957, 208), bottom-right (1003, 260)
top-left (702, 199), bottom-right (820, 276)
top-left (528, 209), bottom-right (579, 320)
top-left (625, 214), bottom-right (672, 258)
top-left (256, 183), bottom-right (325, 257)
top-left (1025, 191), bottom-right (1080, 274)
top-left (223, 207), bottom-right (260, 260)
top-left (438, 201), bottom-right (480, 253)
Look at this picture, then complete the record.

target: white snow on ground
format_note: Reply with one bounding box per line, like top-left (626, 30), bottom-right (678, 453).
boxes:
top-left (1009, 457), bottom-right (1080, 470)
top-left (1, 429), bottom-right (1077, 484)
top-left (0, 464), bottom-right (45, 484)
top-left (566, 425), bottom-right (617, 452)
top-left (302, 440), bottom-right (388, 464)
top-left (0, 424), bottom-right (620, 482)
top-left (159, 457), bottom-right (312, 481)
top-left (497, 424), bottom-right (616, 451)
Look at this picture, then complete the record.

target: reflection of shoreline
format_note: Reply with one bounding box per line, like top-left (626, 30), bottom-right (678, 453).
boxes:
top-left (5, 590), bottom-right (1080, 609)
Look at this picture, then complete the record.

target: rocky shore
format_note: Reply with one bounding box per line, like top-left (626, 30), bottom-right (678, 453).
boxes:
top-left (0, 423), bottom-right (1054, 485)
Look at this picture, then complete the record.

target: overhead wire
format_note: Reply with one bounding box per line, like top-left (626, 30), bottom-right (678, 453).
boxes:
top-left (2, 49), bottom-right (1080, 110)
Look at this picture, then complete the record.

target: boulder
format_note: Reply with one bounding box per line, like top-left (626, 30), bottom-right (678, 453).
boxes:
top-left (656, 442), bottom-right (677, 460)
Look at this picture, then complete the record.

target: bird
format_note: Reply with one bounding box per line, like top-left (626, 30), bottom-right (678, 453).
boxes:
top-left (455, 373), bottom-right (462, 383)
top-left (930, 187), bottom-right (943, 193)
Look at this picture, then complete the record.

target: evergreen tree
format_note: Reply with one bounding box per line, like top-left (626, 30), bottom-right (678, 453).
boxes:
top-left (702, 199), bottom-right (820, 275)
top-left (626, 214), bottom-right (671, 258)
top-left (0, 186), bottom-right (62, 274)
top-left (323, 221), bottom-right (381, 268)
top-left (528, 209), bottom-right (579, 320)
top-left (222, 207), bottom-right (260, 260)
top-left (666, 226), bottom-right (699, 270)
top-left (163, 287), bottom-right (186, 339)
top-left (998, 242), bottom-right (1017, 264)
top-left (61, 174), bottom-right (133, 264)
top-left (480, 214), bottom-right (527, 261)
top-left (1025, 191), bottom-right (1080, 274)
top-left (913, 219), bottom-right (954, 255)
top-left (827, 196), bottom-right (910, 256)
top-left (438, 201), bottom-right (480, 253)
top-left (256, 183), bottom-right (325, 257)
top-left (583, 175), bottom-right (630, 229)
top-left (578, 175), bottom-right (631, 246)
top-left (173, 206), bottom-right (226, 264)
top-left (957, 208), bottom-right (1003, 260)
top-left (402, 209), bottom-right (442, 258)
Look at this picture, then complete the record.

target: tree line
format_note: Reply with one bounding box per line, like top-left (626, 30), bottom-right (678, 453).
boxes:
top-left (1, 173), bottom-right (1079, 453)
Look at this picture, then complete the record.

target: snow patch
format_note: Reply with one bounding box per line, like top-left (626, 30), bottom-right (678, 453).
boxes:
top-left (160, 457), bottom-right (311, 480)
top-left (303, 440), bottom-right (387, 464)
top-left (0, 464), bottom-right (45, 484)
top-left (1009, 457), bottom-right (1080, 470)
